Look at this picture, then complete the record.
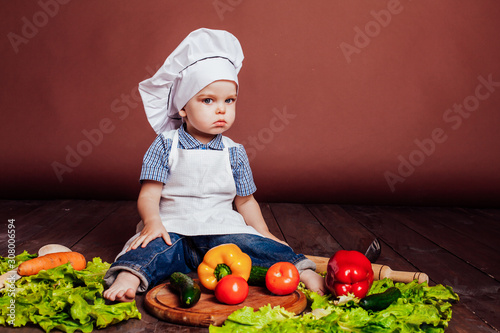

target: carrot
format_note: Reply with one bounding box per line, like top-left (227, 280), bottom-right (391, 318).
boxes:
top-left (18, 251), bottom-right (86, 276)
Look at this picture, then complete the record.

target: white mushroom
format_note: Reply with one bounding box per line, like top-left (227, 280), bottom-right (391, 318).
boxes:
top-left (38, 244), bottom-right (72, 256)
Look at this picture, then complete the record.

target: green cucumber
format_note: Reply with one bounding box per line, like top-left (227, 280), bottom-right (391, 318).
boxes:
top-left (169, 272), bottom-right (201, 308)
top-left (359, 287), bottom-right (402, 312)
top-left (247, 266), bottom-right (269, 286)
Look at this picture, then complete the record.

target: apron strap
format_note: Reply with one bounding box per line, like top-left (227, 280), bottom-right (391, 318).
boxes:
top-left (168, 130), bottom-right (180, 168)
top-left (221, 136), bottom-right (237, 151)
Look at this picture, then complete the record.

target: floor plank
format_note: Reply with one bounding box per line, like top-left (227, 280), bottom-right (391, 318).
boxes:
top-left (1, 200), bottom-right (75, 255)
top-left (0, 200), bottom-right (45, 255)
top-left (308, 204), bottom-right (426, 272)
top-left (0, 200), bottom-right (45, 218)
top-left (268, 203), bottom-right (341, 257)
top-left (379, 206), bottom-right (500, 281)
top-left (306, 204), bottom-right (376, 252)
top-left (17, 200), bottom-right (122, 256)
top-left (412, 206), bottom-right (500, 251)
top-left (447, 304), bottom-right (498, 333)
top-left (343, 205), bottom-right (500, 331)
top-left (1, 200), bottom-right (498, 332)
top-left (259, 202), bottom-right (286, 242)
top-left (71, 201), bottom-right (139, 263)
top-left (456, 207), bottom-right (500, 224)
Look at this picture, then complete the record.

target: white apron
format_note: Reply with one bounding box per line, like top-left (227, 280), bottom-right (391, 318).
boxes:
top-left (117, 129), bottom-right (261, 258)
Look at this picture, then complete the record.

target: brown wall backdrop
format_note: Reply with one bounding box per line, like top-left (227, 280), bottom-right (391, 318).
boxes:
top-left (1, 0), bottom-right (499, 206)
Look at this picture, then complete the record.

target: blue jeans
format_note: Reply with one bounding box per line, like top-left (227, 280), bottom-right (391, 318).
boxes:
top-left (104, 233), bottom-right (315, 292)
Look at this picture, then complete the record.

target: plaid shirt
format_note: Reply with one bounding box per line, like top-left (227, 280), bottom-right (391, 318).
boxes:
top-left (140, 125), bottom-right (257, 196)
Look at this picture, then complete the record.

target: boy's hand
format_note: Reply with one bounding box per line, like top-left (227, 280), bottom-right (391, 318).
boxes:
top-left (132, 180), bottom-right (167, 251)
top-left (127, 220), bottom-right (172, 251)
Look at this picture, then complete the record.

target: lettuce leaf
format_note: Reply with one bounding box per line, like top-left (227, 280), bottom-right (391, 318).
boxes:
top-left (0, 250), bottom-right (37, 274)
top-left (0, 255), bottom-right (141, 332)
top-left (210, 278), bottom-right (459, 333)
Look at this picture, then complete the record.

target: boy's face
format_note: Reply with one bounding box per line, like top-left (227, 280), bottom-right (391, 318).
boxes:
top-left (179, 80), bottom-right (237, 144)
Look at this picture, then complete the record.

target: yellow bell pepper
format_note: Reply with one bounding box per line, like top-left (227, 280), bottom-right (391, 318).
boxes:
top-left (197, 243), bottom-right (252, 290)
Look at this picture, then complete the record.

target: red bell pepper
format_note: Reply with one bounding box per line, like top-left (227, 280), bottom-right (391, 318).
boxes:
top-left (325, 250), bottom-right (374, 299)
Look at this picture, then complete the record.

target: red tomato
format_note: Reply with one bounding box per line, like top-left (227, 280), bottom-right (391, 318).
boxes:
top-left (214, 275), bottom-right (249, 305)
top-left (265, 262), bottom-right (300, 295)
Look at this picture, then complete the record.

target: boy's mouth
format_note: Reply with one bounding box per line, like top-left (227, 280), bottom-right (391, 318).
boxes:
top-left (214, 120), bottom-right (227, 126)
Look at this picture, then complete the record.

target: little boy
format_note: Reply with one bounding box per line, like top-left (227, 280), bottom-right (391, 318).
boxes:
top-left (103, 28), bottom-right (325, 302)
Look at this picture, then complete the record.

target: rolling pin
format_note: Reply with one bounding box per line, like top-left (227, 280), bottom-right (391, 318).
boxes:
top-left (371, 263), bottom-right (429, 284)
top-left (305, 255), bottom-right (429, 284)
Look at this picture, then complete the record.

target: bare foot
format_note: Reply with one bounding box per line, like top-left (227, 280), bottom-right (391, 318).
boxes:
top-left (103, 271), bottom-right (141, 302)
top-left (300, 269), bottom-right (327, 296)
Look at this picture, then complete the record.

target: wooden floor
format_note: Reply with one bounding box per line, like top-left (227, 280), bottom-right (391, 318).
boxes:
top-left (1, 200), bottom-right (499, 332)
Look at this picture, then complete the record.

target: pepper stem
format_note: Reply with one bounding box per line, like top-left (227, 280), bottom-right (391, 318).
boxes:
top-left (214, 264), bottom-right (232, 281)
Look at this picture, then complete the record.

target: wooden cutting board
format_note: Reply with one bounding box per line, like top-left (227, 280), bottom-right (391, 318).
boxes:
top-left (145, 280), bottom-right (307, 327)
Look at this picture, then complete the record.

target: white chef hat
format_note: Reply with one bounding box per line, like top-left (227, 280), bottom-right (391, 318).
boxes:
top-left (138, 28), bottom-right (244, 134)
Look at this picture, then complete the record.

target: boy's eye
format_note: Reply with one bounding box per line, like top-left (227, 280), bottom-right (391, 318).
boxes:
top-left (225, 98), bottom-right (236, 103)
top-left (202, 98), bottom-right (213, 104)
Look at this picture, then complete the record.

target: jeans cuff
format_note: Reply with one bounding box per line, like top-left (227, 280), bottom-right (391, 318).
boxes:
top-left (103, 265), bottom-right (150, 293)
top-left (294, 258), bottom-right (317, 274)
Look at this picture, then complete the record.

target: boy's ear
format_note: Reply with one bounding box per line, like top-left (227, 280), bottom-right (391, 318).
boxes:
top-left (179, 108), bottom-right (187, 118)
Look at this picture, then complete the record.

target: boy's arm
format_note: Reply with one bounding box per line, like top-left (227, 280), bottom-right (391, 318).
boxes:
top-left (234, 194), bottom-right (288, 246)
top-left (128, 180), bottom-right (171, 250)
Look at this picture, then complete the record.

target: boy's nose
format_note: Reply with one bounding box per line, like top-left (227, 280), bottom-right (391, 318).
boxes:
top-left (216, 103), bottom-right (226, 114)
